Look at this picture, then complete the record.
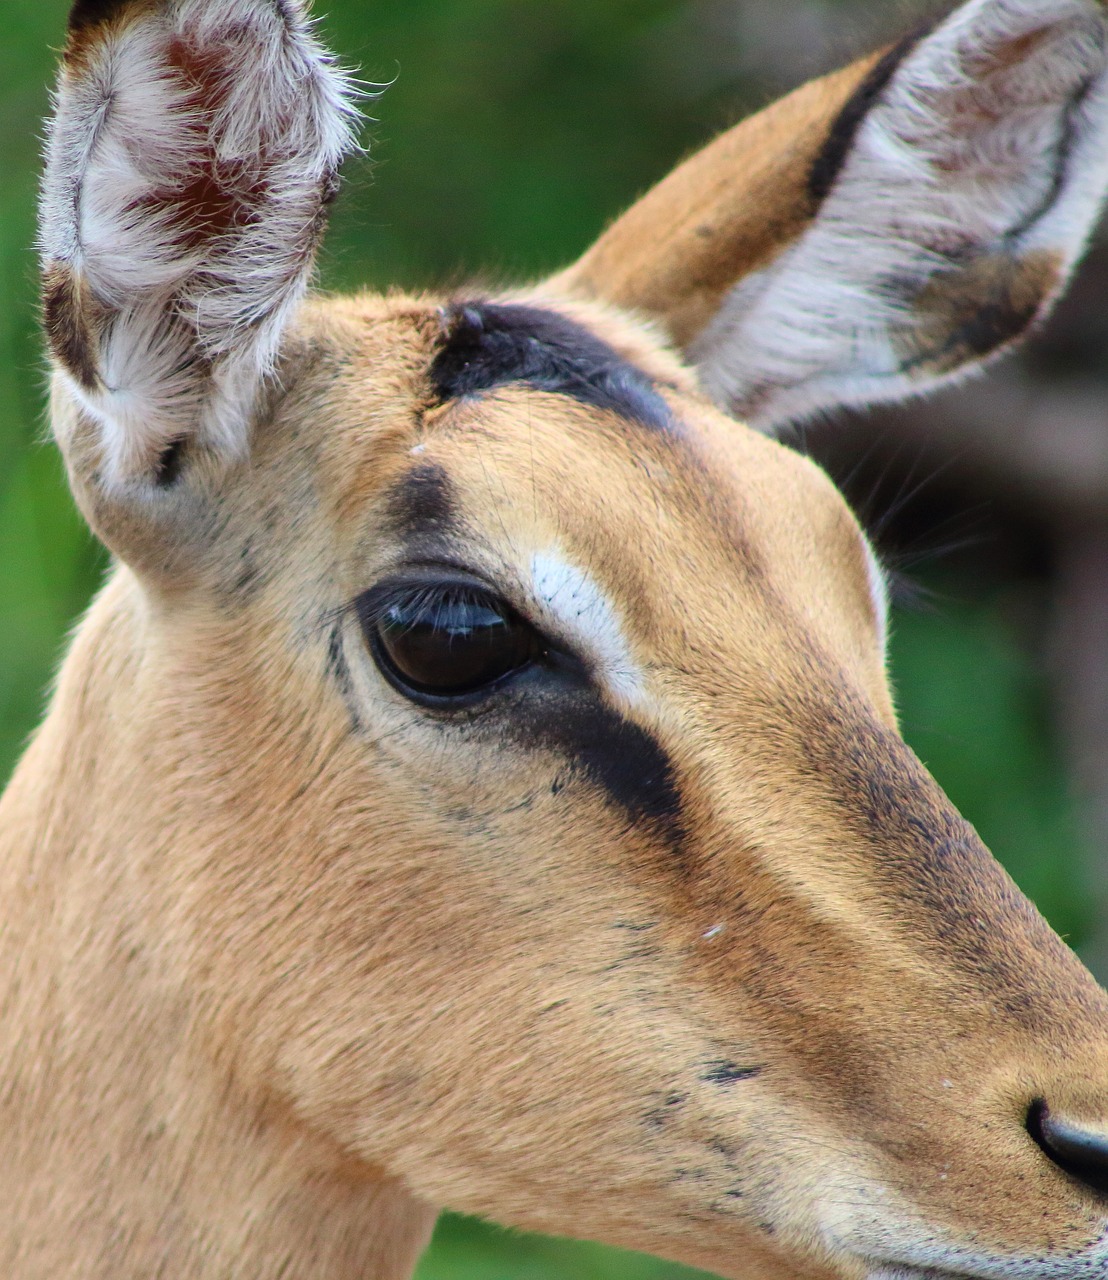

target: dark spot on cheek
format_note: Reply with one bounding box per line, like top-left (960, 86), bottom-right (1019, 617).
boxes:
top-left (709, 1137), bottom-right (739, 1165)
top-left (644, 1092), bottom-right (689, 1130)
top-left (230, 539), bottom-right (262, 596)
top-left (702, 1061), bottom-right (763, 1086)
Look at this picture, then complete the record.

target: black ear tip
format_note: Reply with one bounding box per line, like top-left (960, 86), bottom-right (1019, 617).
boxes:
top-left (68, 0), bottom-right (131, 35)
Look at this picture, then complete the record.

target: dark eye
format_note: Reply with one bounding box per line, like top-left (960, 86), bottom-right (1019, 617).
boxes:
top-left (359, 583), bottom-right (545, 701)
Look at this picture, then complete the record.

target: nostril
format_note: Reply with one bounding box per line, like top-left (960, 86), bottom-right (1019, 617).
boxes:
top-left (1027, 1099), bottom-right (1108, 1196)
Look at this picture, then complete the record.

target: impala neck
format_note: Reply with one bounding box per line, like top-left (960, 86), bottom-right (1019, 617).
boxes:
top-left (0, 573), bottom-right (437, 1279)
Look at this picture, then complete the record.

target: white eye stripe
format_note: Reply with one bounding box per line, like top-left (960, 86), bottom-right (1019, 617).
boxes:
top-left (528, 551), bottom-right (645, 707)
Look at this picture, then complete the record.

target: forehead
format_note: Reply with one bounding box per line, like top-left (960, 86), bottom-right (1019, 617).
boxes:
top-left (307, 293), bottom-right (883, 681)
top-left (311, 292), bottom-right (818, 509)
top-left (428, 301), bottom-right (676, 434)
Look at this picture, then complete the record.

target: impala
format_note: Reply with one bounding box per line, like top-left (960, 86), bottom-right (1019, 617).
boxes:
top-left (4, 0), bottom-right (1108, 1276)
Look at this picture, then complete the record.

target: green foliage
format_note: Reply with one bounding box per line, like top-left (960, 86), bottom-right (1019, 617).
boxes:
top-left (415, 1214), bottom-right (713, 1280)
top-left (0, 3), bottom-right (1091, 1277)
top-left (0, 5), bottom-right (106, 772)
top-left (315, 0), bottom-right (741, 291)
top-left (891, 586), bottom-right (1089, 945)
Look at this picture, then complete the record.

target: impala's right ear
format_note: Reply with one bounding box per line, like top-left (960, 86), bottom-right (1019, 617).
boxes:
top-left (39, 0), bottom-right (359, 494)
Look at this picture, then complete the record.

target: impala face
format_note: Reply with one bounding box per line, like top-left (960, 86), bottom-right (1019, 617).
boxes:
top-left (12, 1), bottom-right (1108, 1279)
top-left (231, 285), bottom-right (1108, 1280)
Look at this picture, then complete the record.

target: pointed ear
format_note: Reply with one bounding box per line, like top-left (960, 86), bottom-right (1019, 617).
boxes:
top-left (39, 0), bottom-right (359, 490)
top-left (555, 0), bottom-right (1108, 431)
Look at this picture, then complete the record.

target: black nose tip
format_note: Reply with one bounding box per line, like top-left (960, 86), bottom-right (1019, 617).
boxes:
top-left (1027, 1099), bottom-right (1108, 1195)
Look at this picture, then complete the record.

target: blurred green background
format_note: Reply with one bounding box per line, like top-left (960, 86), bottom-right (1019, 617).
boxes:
top-left (2, 2), bottom-right (1105, 1277)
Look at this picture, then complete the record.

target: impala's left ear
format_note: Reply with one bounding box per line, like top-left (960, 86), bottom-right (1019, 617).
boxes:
top-left (555, 0), bottom-right (1108, 431)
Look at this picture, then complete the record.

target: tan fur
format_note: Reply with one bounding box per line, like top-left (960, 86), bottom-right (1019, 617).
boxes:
top-left (6, 3), bottom-right (1108, 1278)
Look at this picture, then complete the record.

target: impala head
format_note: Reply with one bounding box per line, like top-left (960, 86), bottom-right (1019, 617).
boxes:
top-left (36, 1), bottom-right (1108, 1277)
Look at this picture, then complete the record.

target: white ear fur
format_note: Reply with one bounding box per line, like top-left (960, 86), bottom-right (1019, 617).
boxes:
top-left (39, 0), bottom-right (361, 488)
top-left (690, 0), bottom-right (1108, 431)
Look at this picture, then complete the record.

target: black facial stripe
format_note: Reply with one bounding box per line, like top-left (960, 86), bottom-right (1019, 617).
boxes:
top-left (486, 675), bottom-right (684, 839)
top-left (807, 22), bottom-right (936, 206)
top-left (341, 590), bottom-right (683, 850)
top-left (385, 463), bottom-right (457, 540)
top-left (558, 700), bottom-right (682, 833)
top-left (429, 302), bottom-right (674, 434)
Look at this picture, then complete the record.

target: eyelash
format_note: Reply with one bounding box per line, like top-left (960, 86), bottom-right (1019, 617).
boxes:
top-left (355, 583), bottom-right (502, 632)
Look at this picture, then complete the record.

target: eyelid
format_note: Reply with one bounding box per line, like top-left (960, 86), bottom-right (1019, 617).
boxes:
top-left (354, 570), bottom-right (501, 625)
top-left (358, 581), bottom-right (504, 631)
top-left (353, 571), bottom-right (558, 656)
